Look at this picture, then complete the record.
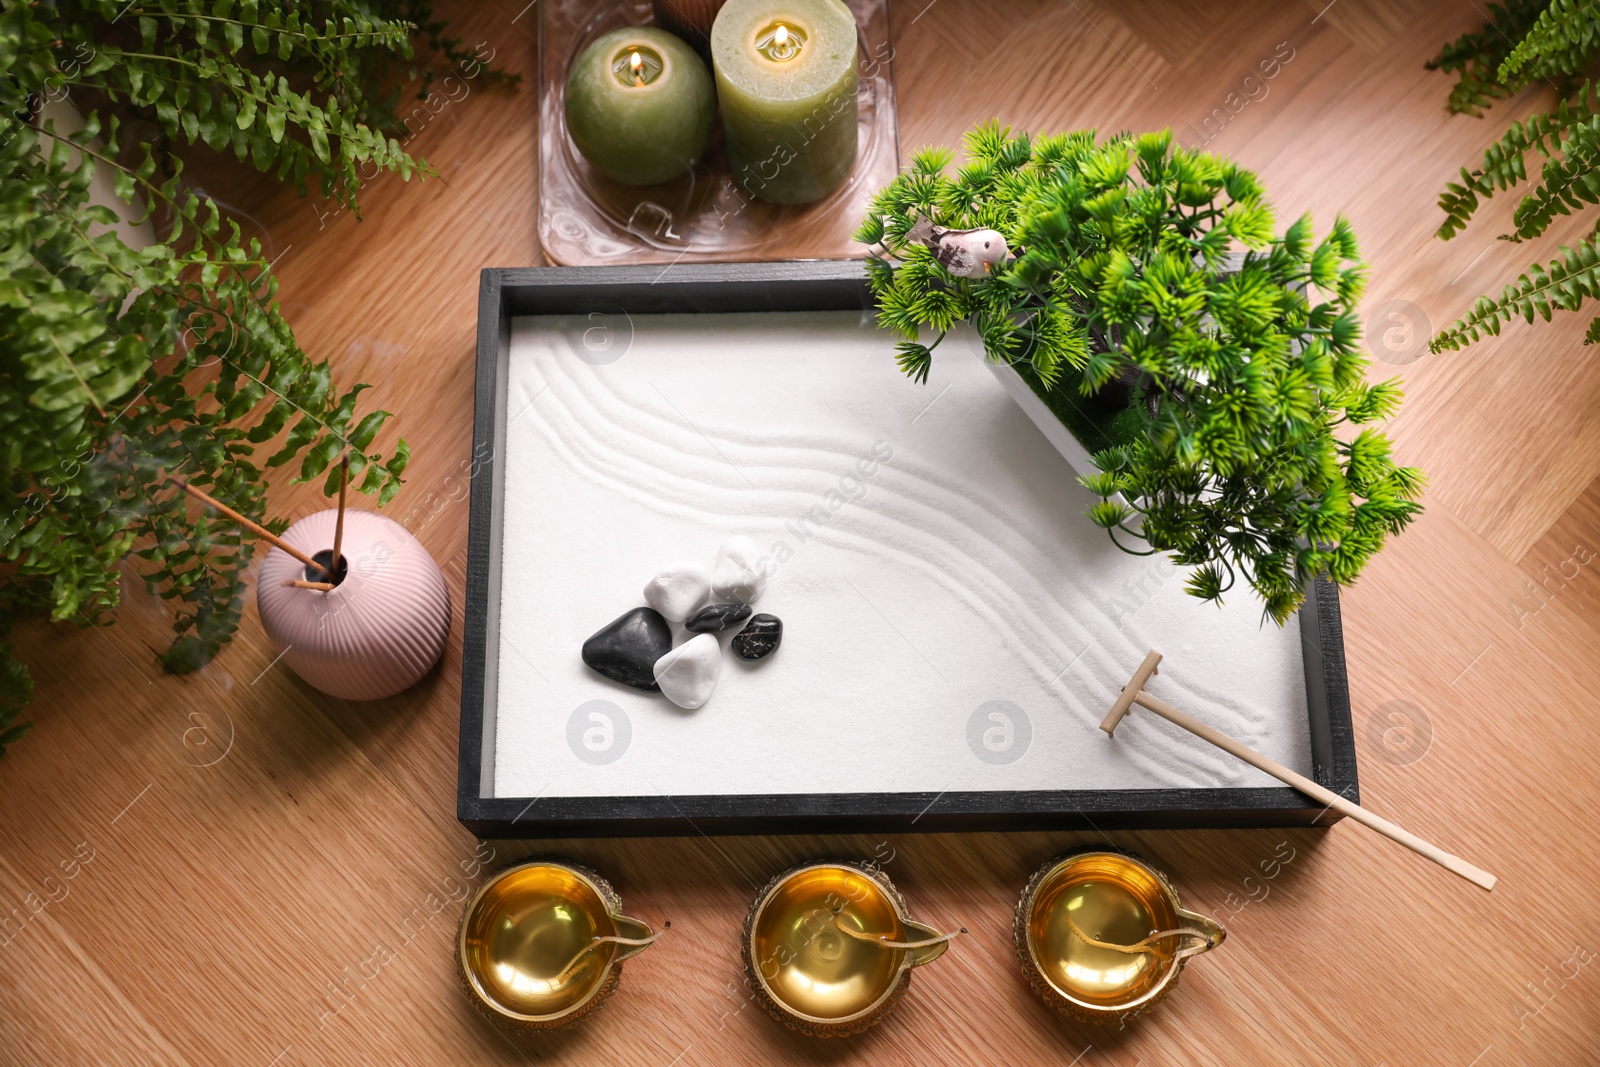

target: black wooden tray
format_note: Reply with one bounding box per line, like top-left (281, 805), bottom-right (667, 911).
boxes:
top-left (458, 260), bottom-right (1359, 838)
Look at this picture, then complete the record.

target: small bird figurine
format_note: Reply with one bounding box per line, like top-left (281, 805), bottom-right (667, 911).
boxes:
top-left (904, 215), bottom-right (1010, 278)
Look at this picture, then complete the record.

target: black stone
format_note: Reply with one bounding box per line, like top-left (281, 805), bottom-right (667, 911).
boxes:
top-left (582, 607), bottom-right (672, 691)
top-left (684, 602), bottom-right (752, 634)
top-left (731, 614), bottom-right (782, 660)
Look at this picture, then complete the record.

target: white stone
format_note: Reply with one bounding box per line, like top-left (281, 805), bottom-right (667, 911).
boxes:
top-left (653, 633), bottom-right (721, 710)
top-left (712, 535), bottom-right (765, 604)
top-left (642, 561), bottom-right (711, 622)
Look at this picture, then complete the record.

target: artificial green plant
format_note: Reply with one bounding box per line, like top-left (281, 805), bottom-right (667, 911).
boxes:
top-left (0, 1), bottom-right (507, 749)
top-left (859, 124), bottom-right (1424, 625)
top-left (1428, 1), bottom-right (1600, 349)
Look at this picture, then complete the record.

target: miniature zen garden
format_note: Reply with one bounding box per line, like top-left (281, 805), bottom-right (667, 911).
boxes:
top-left (4, 0), bottom-right (1600, 1058)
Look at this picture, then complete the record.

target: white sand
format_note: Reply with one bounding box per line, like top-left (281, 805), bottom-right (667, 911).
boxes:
top-left (492, 311), bottom-right (1313, 800)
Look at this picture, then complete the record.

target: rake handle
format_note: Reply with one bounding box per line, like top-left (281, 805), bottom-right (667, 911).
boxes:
top-left (1128, 688), bottom-right (1496, 892)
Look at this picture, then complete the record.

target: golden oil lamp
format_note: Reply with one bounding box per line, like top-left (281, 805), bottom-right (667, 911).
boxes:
top-left (1014, 849), bottom-right (1225, 1026)
top-left (743, 861), bottom-right (963, 1037)
top-left (456, 860), bottom-right (659, 1030)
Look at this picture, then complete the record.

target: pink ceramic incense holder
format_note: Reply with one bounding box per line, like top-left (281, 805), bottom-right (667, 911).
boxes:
top-left (256, 509), bottom-right (450, 700)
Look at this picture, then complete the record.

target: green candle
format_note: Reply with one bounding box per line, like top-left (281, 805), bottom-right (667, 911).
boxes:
top-left (711, 0), bottom-right (858, 204)
top-left (565, 27), bottom-right (716, 186)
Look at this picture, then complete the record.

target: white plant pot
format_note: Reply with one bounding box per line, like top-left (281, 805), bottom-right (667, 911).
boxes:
top-left (985, 360), bottom-right (1098, 480)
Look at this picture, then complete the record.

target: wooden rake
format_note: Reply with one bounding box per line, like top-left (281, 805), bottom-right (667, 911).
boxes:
top-left (1102, 650), bottom-right (1496, 892)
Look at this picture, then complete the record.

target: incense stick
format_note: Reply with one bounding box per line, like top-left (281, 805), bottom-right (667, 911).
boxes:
top-left (331, 452), bottom-right (348, 578)
top-left (282, 579), bottom-right (336, 591)
top-left (170, 477), bottom-right (331, 579)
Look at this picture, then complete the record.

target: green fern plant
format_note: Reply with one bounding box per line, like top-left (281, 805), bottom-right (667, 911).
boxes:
top-left (0, 2), bottom-right (508, 750)
top-left (1427, 2), bottom-right (1600, 350)
top-left (859, 124), bottom-right (1424, 625)
top-left (1425, 0), bottom-right (1556, 116)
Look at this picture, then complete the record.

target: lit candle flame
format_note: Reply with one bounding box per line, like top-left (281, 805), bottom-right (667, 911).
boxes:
top-left (759, 22), bottom-right (801, 61)
top-left (629, 49), bottom-right (643, 85)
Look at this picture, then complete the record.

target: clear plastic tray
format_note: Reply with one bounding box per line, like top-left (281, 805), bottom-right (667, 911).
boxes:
top-left (538, 0), bottom-right (899, 265)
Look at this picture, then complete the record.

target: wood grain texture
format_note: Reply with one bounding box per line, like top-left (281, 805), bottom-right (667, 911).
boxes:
top-left (4, 1), bottom-right (1600, 1063)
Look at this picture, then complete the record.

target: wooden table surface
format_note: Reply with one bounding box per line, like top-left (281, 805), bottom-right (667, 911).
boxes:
top-left (6, 1), bottom-right (1600, 1063)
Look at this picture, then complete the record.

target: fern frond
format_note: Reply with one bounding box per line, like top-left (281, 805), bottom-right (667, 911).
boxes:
top-left (1426, 0), bottom-right (1551, 115)
top-left (1508, 122), bottom-right (1600, 238)
top-left (1436, 87), bottom-right (1600, 239)
top-left (1430, 236), bottom-right (1600, 350)
top-left (1499, 0), bottom-right (1600, 82)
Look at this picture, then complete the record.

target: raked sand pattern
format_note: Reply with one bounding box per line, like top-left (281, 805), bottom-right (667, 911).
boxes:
top-left (493, 311), bottom-right (1314, 800)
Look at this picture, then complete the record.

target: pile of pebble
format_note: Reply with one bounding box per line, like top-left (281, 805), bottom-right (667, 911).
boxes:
top-left (581, 536), bottom-right (782, 710)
